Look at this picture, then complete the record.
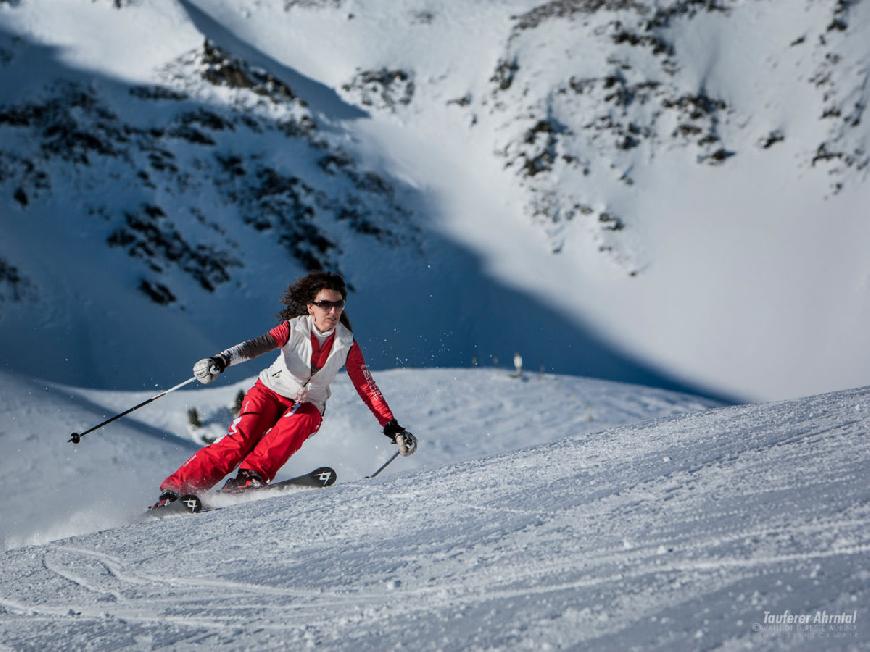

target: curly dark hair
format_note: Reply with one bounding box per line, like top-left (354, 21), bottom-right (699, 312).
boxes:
top-left (278, 272), bottom-right (352, 330)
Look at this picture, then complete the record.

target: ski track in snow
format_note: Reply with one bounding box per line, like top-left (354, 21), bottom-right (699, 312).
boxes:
top-left (1, 381), bottom-right (868, 650)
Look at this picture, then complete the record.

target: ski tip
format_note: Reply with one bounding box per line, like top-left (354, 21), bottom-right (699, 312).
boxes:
top-left (145, 494), bottom-right (205, 517)
top-left (178, 494), bottom-right (205, 513)
top-left (309, 467), bottom-right (337, 487)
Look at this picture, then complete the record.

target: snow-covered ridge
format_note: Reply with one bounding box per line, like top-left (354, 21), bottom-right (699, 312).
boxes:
top-left (1, 374), bottom-right (867, 649)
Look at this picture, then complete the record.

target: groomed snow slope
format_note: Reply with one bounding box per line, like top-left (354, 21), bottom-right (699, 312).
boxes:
top-left (1, 381), bottom-right (867, 650)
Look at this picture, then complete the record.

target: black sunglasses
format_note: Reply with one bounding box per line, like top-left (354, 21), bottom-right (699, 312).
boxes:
top-left (310, 299), bottom-right (345, 309)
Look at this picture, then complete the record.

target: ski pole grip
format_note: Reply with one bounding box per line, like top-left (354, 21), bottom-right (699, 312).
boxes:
top-left (69, 432), bottom-right (81, 444)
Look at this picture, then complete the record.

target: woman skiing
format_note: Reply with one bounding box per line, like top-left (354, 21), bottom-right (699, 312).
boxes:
top-left (151, 271), bottom-right (416, 509)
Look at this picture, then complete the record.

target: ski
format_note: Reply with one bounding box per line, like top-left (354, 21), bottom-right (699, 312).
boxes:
top-left (146, 493), bottom-right (206, 517)
top-left (249, 466), bottom-right (337, 492)
top-left (147, 466), bottom-right (337, 516)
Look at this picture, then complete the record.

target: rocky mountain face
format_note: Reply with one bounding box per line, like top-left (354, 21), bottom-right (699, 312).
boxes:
top-left (3, 0), bottom-right (863, 302)
top-left (0, 33), bottom-right (414, 308)
top-left (0, 0), bottom-right (867, 397)
top-left (472, 0), bottom-right (868, 271)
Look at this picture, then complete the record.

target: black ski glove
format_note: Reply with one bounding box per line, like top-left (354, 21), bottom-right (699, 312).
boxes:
top-left (193, 354), bottom-right (227, 384)
top-left (383, 419), bottom-right (417, 456)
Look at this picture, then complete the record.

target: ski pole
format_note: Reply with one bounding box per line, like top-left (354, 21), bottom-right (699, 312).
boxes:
top-left (69, 376), bottom-right (198, 444)
top-left (366, 451), bottom-right (400, 479)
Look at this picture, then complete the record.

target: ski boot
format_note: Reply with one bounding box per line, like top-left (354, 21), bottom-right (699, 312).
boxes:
top-left (221, 469), bottom-right (266, 494)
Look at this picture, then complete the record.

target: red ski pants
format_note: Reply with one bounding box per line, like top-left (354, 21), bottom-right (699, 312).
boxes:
top-left (161, 380), bottom-right (322, 494)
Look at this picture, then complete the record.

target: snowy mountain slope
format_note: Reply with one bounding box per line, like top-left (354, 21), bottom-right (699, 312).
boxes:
top-left (0, 0), bottom-right (419, 388)
top-left (0, 370), bottom-right (200, 552)
top-left (295, 0), bottom-right (870, 401)
top-left (1, 380), bottom-right (867, 649)
top-left (0, 0), bottom-right (868, 401)
top-left (0, 0), bottom-right (708, 399)
top-left (0, 367), bottom-right (717, 550)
